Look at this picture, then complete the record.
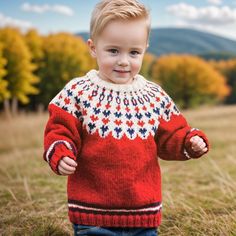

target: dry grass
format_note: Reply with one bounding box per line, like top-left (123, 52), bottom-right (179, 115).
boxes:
top-left (0, 106), bottom-right (236, 235)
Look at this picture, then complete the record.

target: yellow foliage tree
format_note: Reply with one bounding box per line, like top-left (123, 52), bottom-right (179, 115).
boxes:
top-left (23, 29), bottom-right (44, 110)
top-left (140, 53), bottom-right (156, 79)
top-left (38, 32), bottom-right (96, 106)
top-left (24, 29), bottom-right (44, 66)
top-left (210, 59), bottom-right (236, 104)
top-left (151, 54), bottom-right (230, 108)
top-left (0, 42), bottom-right (9, 102)
top-left (0, 27), bottom-right (39, 114)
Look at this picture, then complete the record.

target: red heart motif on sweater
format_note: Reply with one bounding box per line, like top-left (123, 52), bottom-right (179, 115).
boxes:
top-left (138, 120), bottom-right (145, 127)
top-left (148, 119), bottom-right (155, 125)
top-left (102, 118), bottom-right (109, 125)
top-left (90, 115), bottom-right (98, 122)
top-left (114, 119), bottom-right (122, 126)
top-left (64, 98), bottom-right (70, 105)
top-left (126, 120), bottom-right (133, 127)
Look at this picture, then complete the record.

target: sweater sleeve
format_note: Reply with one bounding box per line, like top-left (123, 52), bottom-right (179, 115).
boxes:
top-left (155, 93), bottom-right (209, 161)
top-left (43, 81), bottom-right (82, 174)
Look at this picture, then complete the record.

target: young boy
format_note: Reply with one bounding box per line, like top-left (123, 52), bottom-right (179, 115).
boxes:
top-left (44, 0), bottom-right (209, 235)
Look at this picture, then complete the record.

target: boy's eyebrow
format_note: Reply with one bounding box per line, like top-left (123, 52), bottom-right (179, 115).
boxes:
top-left (103, 44), bottom-right (120, 48)
top-left (104, 45), bottom-right (144, 51)
top-left (130, 47), bottom-right (143, 51)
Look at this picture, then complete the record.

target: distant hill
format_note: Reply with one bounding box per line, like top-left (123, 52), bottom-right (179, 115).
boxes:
top-left (77, 28), bottom-right (236, 59)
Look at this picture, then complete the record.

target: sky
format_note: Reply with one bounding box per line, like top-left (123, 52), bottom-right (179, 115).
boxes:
top-left (1, 0), bottom-right (236, 40)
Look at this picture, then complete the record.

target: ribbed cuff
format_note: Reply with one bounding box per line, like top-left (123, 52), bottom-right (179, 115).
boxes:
top-left (47, 142), bottom-right (76, 174)
top-left (184, 128), bottom-right (209, 159)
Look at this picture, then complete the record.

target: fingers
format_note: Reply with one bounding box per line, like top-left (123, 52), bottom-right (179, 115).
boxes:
top-left (58, 157), bottom-right (77, 175)
top-left (58, 165), bottom-right (74, 175)
top-left (63, 156), bottom-right (78, 167)
top-left (190, 136), bottom-right (208, 154)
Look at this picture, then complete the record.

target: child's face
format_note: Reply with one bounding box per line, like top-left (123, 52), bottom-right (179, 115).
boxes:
top-left (88, 18), bottom-right (148, 84)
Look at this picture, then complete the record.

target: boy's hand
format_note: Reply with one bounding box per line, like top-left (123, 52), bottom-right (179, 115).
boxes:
top-left (58, 156), bottom-right (77, 175)
top-left (190, 136), bottom-right (208, 156)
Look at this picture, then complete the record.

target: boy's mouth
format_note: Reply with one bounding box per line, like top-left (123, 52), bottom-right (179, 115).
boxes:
top-left (114, 70), bottom-right (130, 73)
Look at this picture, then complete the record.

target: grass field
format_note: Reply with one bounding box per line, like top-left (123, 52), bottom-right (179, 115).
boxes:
top-left (0, 105), bottom-right (236, 235)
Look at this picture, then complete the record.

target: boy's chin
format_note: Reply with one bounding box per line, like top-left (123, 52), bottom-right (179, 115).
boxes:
top-left (111, 77), bottom-right (134, 85)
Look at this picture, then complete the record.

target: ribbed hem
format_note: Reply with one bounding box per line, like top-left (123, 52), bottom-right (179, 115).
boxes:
top-left (86, 70), bottom-right (147, 92)
top-left (69, 211), bottom-right (161, 228)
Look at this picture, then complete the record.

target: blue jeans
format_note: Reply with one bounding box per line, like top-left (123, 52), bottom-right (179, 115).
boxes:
top-left (73, 224), bottom-right (158, 235)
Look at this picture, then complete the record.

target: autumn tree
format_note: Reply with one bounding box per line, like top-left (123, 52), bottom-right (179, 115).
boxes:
top-left (24, 29), bottom-right (44, 110)
top-left (24, 29), bottom-right (44, 67)
top-left (38, 33), bottom-right (96, 107)
top-left (151, 54), bottom-right (230, 108)
top-left (140, 52), bottom-right (156, 79)
top-left (210, 59), bottom-right (236, 104)
top-left (0, 27), bottom-right (39, 115)
top-left (0, 42), bottom-right (9, 103)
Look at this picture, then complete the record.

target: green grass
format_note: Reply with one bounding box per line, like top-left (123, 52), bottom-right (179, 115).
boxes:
top-left (0, 106), bottom-right (236, 235)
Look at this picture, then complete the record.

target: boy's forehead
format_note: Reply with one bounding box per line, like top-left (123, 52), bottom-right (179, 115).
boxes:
top-left (98, 19), bottom-right (148, 45)
top-left (101, 35), bottom-right (146, 48)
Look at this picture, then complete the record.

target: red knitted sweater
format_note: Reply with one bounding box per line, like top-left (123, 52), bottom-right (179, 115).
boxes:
top-left (44, 70), bottom-right (209, 228)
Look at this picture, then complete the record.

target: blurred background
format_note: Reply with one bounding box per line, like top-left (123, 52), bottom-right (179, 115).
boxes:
top-left (0, 1), bottom-right (236, 235)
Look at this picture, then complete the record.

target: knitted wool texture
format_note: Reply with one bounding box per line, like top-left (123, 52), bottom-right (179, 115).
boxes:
top-left (44, 70), bottom-right (209, 227)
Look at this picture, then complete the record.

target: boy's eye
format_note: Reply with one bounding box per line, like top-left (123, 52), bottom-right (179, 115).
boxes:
top-left (130, 50), bottom-right (140, 56)
top-left (108, 49), bottom-right (118, 54)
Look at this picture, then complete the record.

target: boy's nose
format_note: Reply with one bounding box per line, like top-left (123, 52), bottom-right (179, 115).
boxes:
top-left (117, 55), bottom-right (129, 66)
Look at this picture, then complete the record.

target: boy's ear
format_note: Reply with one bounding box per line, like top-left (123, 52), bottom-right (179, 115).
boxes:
top-left (87, 39), bottom-right (96, 58)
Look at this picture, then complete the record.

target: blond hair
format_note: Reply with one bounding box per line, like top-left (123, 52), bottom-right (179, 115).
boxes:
top-left (90, 0), bottom-right (150, 42)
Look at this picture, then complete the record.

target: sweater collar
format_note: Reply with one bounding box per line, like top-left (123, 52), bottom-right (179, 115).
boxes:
top-left (86, 70), bottom-right (147, 92)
